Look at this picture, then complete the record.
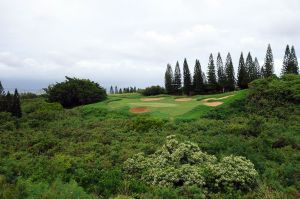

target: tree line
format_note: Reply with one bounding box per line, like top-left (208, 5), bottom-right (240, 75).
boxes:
top-left (0, 81), bottom-right (22, 118)
top-left (165, 44), bottom-right (299, 95)
top-left (109, 86), bottom-right (137, 94)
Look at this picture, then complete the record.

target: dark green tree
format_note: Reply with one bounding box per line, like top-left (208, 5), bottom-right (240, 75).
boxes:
top-left (11, 89), bottom-right (22, 118)
top-left (164, 64), bottom-right (174, 94)
top-left (5, 91), bottom-right (12, 113)
top-left (237, 52), bottom-right (248, 89)
top-left (110, 86), bottom-right (114, 94)
top-left (174, 61), bottom-right (182, 95)
top-left (288, 46), bottom-right (299, 74)
top-left (216, 53), bottom-right (226, 92)
top-left (246, 52), bottom-right (256, 82)
top-left (225, 53), bottom-right (235, 91)
top-left (115, 86), bottom-right (118, 94)
top-left (119, 88), bottom-right (123, 94)
top-left (281, 45), bottom-right (291, 75)
top-left (193, 59), bottom-right (205, 94)
top-left (254, 57), bottom-right (261, 78)
top-left (183, 58), bottom-right (192, 95)
top-left (207, 54), bottom-right (217, 92)
top-left (0, 81), bottom-right (6, 112)
top-left (263, 44), bottom-right (274, 77)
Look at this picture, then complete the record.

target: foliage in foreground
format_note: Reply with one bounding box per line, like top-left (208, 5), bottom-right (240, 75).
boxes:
top-left (44, 76), bottom-right (107, 108)
top-left (124, 135), bottom-right (258, 192)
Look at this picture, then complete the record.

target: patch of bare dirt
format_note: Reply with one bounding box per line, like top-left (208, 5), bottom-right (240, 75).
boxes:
top-left (141, 98), bottom-right (164, 102)
top-left (201, 95), bottom-right (235, 107)
top-left (129, 107), bottom-right (150, 113)
top-left (175, 98), bottom-right (193, 102)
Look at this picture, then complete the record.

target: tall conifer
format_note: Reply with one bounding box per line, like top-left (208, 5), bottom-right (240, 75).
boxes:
top-left (289, 46), bottom-right (299, 74)
top-left (12, 89), bottom-right (22, 118)
top-left (207, 54), bottom-right (217, 92)
top-left (225, 53), bottom-right (235, 91)
top-left (183, 58), bottom-right (192, 95)
top-left (193, 59), bottom-right (205, 94)
top-left (216, 53), bottom-right (226, 92)
top-left (264, 44), bottom-right (274, 77)
top-left (237, 52), bottom-right (248, 89)
top-left (174, 61), bottom-right (182, 95)
top-left (281, 45), bottom-right (291, 75)
top-left (164, 64), bottom-right (174, 94)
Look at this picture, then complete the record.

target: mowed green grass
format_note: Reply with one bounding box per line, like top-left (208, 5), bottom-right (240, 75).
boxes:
top-left (83, 90), bottom-right (248, 120)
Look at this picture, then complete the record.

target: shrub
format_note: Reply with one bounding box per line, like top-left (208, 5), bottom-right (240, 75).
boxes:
top-left (141, 85), bottom-right (165, 96)
top-left (123, 135), bottom-right (258, 192)
top-left (44, 77), bottom-right (107, 108)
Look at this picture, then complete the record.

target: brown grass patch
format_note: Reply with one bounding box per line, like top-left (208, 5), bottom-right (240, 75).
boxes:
top-left (175, 98), bottom-right (193, 102)
top-left (141, 98), bottom-right (164, 102)
top-left (129, 107), bottom-right (150, 113)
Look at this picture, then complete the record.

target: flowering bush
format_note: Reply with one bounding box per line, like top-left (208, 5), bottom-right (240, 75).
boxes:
top-left (123, 135), bottom-right (258, 191)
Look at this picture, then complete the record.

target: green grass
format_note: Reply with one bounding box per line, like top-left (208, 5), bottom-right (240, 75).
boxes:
top-left (83, 90), bottom-right (247, 120)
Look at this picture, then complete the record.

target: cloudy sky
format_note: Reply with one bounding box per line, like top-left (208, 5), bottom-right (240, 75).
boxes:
top-left (0, 0), bottom-right (299, 92)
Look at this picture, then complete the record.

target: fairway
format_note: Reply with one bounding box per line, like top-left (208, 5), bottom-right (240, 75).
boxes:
top-left (84, 90), bottom-right (247, 120)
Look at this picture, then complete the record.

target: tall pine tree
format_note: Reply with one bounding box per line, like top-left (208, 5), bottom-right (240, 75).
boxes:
top-left (216, 53), bottom-right (226, 92)
top-left (174, 61), bottom-right (182, 95)
top-left (246, 52), bottom-right (256, 82)
top-left (0, 81), bottom-right (5, 112)
top-left (110, 86), bottom-right (114, 94)
top-left (193, 59), bottom-right (205, 94)
top-left (225, 53), bottom-right (235, 91)
top-left (11, 89), bottom-right (22, 118)
top-left (237, 52), bottom-right (248, 89)
top-left (207, 54), bottom-right (217, 92)
top-left (254, 57), bottom-right (261, 78)
top-left (183, 58), bottom-right (192, 95)
top-left (281, 45), bottom-right (291, 75)
top-left (288, 46), bottom-right (299, 74)
top-left (263, 44), bottom-right (274, 77)
top-left (115, 86), bottom-right (118, 94)
top-left (5, 91), bottom-right (12, 113)
top-left (164, 64), bottom-right (174, 94)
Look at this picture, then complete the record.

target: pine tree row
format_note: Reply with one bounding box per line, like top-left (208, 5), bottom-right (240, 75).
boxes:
top-left (109, 86), bottom-right (137, 94)
top-left (0, 81), bottom-right (22, 118)
top-left (165, 44), bottom-right (298, 95)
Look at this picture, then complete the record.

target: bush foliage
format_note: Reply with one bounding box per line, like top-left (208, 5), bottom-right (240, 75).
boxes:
top-left (141, 85), bottom-right (165, 96)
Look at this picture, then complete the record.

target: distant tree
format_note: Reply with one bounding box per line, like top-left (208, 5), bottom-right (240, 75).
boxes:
top-left (11, 89), bottom-right (22, 118)
top-left (115, 86), bottom-right (118, 94)
top-left (174, 61), bottom-right (182, 95)
top-left (263, 44), bottom-right (274, 77)
top-left (5, 91), bottom-right (12, 113)
top-left (246, 52), bottom-right (256, 82)
top-left (237, 52), bottom-right (248, 89)
top-left (119, 88), bottom-right (123, 94)
top-left (225, 53), bottom-right (235, 91)
top-left (281, 45), bottom-right (291, 75)
top-left (254, 57), bottom-right (261, 78)
top-left (130, 87), bottom-right (134, 93)
top-left (216, 53), bottom-right (226, 92)
top-left (193, 59), bottom-right (205, 94)
top-left (207, 54), bottom-right (217, 92)
top-left (45, 77), bottom-right (107, 108)
top-left (164, 64), bottom-right (174, 94)
top-left (287, 46), bottom-right (299, 74)
top-left (183, 58), bottom-right (192, 95)
top-left (133, 87), bottom-right (137, 92)
top-left (0, 81), bottom-right (6, 112)
top-left (110, 86), bottom-right (114, 94)
top-left (141, 85), bottom-right (165, 96)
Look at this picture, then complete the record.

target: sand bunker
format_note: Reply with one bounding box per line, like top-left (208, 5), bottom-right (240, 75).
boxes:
top-left (129, 107), bottom-right (150, 113)
top-left (201, 95), bottom-right (235, 107)
top-left (141, 98), bottom-right (164, 102)
top-left (175, 98), bottom-right (193, 102)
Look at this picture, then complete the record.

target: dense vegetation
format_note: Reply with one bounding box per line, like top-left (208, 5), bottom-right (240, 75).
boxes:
top-left (44, 77), bottom-right (107, 108)
top-left (140, 85), bottom-right (165, 96)
top-left (0, 75), bottom-right (299, 198)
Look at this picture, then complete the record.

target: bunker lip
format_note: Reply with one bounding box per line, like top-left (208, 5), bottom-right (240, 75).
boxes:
top-left (141, 98), bottom-right (164, 102)
top-left (175, 98), bottom-right (193, 102)
top-left (129, 107), bottom-right (150, 113)
top-left (200, 94), bottom-right (235, 107)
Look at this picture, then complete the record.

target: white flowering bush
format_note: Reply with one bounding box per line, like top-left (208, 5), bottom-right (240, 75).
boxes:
top-left (123, 135), bottom-right (258, 191)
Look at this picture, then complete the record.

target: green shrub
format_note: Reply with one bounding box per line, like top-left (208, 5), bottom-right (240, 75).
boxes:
top-left (140, 85), bottom-right (165, 96)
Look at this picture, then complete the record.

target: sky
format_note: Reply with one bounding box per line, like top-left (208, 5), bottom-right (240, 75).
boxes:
top-left (0, 0), bottom-right (299, 92)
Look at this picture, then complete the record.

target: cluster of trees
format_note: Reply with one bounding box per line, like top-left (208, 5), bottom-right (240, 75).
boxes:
top-left (165, 44), bottom-right (299, 95)
top-left (44, 77), bottom-right (107, 108)
top-left (0, 81), bottom-right (22, 118)
top-left (141, 85), bottom-right (165, 96)
top-left (109, 86), bottom-right (137, 94)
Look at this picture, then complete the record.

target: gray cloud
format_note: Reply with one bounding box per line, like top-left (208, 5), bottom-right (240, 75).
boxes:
top-left (0, 0), bottom-right (299, 91)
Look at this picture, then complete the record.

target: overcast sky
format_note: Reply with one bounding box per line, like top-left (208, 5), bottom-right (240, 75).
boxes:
top-left (0, 0), bottom-right (299, 92)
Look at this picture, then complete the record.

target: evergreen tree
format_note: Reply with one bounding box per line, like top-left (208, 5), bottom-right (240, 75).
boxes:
top-left (115, 86), bottom-right (118, 94)
top-left (207, 54), bottom-right (217, 92)
top-left (225, 53), bottom-right (235, 91)
top-left (110, 86), bottom-right (114, 94)
top-left (216, 53), bottom-right (226, 92)
top-left (261, 66), bottom-right (265, 78)
top-left (237, 52), bottom-right (248, 89)
top-left (0, 81), bottom-right (5, 112)
top-left (288, 46), bottom-right (299, 74)
top-left (254, 57), bottom-right (261, 78)
top-left (281, 45), bottom-right (291, 75)
top-left (193, 59), bottom-right (205, 94)
top-left (5, 91), bottom-right (12, 113)
top-left (183, 58), bottom-right (192, 95)
top-left (174, 61), bottom-right (182, 95)
top-left (164, 64), bottom-right (174, 94)
top-left (264, 44), bottom-right (274, 77)
top-left (11, 89), bottom-right (22, 118)
top-left (133, 87), bottom-right (137, 93)
top-left (246, 52), bottom-right (256, 82)
top-left (119, 88), bottom-right (123, 94)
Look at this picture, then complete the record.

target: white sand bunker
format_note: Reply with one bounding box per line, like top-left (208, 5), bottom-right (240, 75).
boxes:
top-left (141, 98), bottom-right (164, 102)
top-left (175, 98), bottom-right (193, 102)
top-left (201, 95), bottom-right (235, 107)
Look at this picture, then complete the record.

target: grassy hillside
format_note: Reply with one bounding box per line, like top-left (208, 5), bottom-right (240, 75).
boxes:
top-left (0, 75), bottom-right (299, 198)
